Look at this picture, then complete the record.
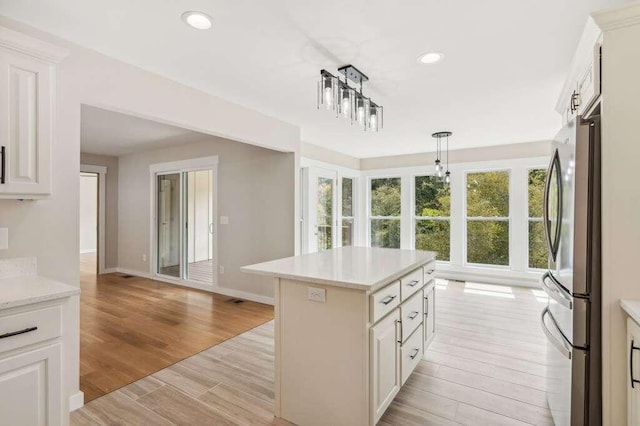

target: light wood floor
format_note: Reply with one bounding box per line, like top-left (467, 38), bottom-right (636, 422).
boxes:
top-left (72, 278), bottom-right (552, 425)
top-left (78, 253), bottom-right (274, 402)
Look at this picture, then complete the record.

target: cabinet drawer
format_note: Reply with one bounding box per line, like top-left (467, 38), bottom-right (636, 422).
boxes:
top-left (401, 325), bottom-right (423, 385)
top-left (423, 262), bottom-right (436, 283)
top-left (400, 291), bottom-right (423, 343)
top-left (371, 281), bottom-right (400, 323)
top-left (0, 305), bottom-right (62, 354)
top-left (400, 268), bottom-right (423, 301)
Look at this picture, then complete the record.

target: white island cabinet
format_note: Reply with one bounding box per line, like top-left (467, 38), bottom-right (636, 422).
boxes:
top-left (242, 246), bottom-right (436, 426)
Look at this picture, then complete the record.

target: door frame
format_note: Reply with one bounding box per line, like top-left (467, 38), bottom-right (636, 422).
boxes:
top-left (149, 156), bottom-right (219, 291)
top-left (80, 164), bottom-right (107, 274)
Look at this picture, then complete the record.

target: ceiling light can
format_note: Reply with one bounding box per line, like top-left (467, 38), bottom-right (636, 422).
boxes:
top-left (418, 52), bottom-right (444, 64)
top-left (181, 11), bottom-right (213, 30)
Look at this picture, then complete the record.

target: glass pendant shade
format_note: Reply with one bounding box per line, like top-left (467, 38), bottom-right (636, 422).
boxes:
top-left (444, 171), bottom-right (451, 184)
top-left (435, 159), bottom-right (441, 173)
top-left (340, 86), bottom-right (353, 118)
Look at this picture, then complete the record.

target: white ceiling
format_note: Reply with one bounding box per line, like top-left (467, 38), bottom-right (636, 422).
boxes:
top-left (81, 105), bottom-right (206, 156)
top-left (0, 0), bottom-right (626, 158)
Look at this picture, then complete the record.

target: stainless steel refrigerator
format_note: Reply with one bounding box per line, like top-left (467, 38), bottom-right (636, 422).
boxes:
top-left (540, 113), bottom-right (601, 426)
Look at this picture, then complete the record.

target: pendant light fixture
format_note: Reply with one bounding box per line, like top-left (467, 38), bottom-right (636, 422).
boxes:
top-left (318, 65), bottom-right (383, 132)
top-left (432, 131), bottom-right (453, 185)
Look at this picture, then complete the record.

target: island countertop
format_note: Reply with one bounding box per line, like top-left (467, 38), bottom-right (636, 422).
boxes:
top-left (0, 275), bottom-right (80, 310)
top-left (241, 246), bottom-right (436, 291)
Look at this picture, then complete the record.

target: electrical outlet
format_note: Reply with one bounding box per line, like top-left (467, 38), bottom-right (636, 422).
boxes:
top-left (219, 266), bottom-right (225, 274)
top-left (142, 254), bottom-right (147, 262)
top-left (307, 287), bottom-right (326, 303)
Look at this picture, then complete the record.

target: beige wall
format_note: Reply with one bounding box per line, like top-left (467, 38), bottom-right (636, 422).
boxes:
top-left (118, 136), bottom-right (295, 300)
top-left (360, 140), bottom-right (551, 170)
top-left (595, 7), bottom-right (640, 424)
top-left (301, 142), bottom-right (361, 170)
top-left (80, 153), bottom-right (119, 269)
top-left (0, 15), bottom-right (300, 409)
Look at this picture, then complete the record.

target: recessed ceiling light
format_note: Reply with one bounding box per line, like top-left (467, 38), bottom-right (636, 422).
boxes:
top-left (418, 52), bottom-right (444, 64)
top-left (181, 11), bottom-right (213, 30)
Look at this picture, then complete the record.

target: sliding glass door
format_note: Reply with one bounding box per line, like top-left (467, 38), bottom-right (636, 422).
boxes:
top-left (156, 168), bottom-right (215, 285)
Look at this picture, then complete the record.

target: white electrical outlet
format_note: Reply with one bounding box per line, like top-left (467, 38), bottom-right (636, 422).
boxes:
top-left (220, 266), bottom-right (225, 274)
top-left (307, 287), bottom-right (326, 303)
top-left (142, 254), bottom-right (147, 262)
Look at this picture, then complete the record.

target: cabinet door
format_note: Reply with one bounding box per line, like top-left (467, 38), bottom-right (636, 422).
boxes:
top-left (370, 309), bottom-right (400, 424)
top-left (628, 318), bottom-right (640, 426)
top-left (424, 284), bottom-right (435, 349)
top-left (0, 50), bottom-right (53, 197)
top-left (0, 343), bottom-right (62, 426)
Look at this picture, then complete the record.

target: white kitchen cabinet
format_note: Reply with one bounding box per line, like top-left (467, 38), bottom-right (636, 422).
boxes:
top-left (370, 309), bottom-right (400, 424)
top-left (0, 343), bottom-right (62, 426)
top-left (0, 26), bottom-right (67, 199)
top-left (628, 317), bottom-right (640, 426)
top-left (424, 281), bottom-right (435, 348)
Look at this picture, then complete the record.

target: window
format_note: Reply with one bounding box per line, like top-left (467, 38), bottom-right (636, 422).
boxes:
top-left (528, 168), bottom-right (547, 269)
top-left (414, 176), bottom-right (450, 261)
top-left (316, 177), bottom-right (333, 251)
top-left (466, 171), bottom-right (510, 266)
top-left (341, 177), bottom-right (354, 246)
top-left (370, 177), bottom-right (401, 248)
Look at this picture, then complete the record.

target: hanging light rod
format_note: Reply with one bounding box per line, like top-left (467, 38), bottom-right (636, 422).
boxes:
top-left (432, 131), bottom-right (453, 185)
top-left (317, 65), bottom-right (383, 132)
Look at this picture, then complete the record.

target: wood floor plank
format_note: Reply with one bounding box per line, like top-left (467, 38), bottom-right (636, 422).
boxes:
top-left (77, 390), bottom-right (174, 425)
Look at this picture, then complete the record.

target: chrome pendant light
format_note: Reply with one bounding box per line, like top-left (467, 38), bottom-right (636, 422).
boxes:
top-left (318, 65), bottom-right (383, 132)
top-left (432, 131), bottom-right (452, 184)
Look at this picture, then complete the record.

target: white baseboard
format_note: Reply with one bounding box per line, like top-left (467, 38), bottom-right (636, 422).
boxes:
top-left (69, 390), bottom-right (84, 411)
top-left (115, 268), bottom-right (275, 305)
top-left (436, 270), bottom-right (541, 288)
top-left (101, 267), bottom-right (118, 274)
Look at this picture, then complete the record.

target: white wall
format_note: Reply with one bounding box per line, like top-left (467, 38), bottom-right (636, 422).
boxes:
top-left (79, 174), bottom-right (97, 253)
top-left (0, 15), bottom-right (301, 410)
top-left (118, 136), bottom-right (295, 301)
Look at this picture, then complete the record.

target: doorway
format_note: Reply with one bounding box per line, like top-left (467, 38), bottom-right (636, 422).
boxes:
top-left (153, 157), bottom-right (218, 288)
top-left (79, 172), bottom-right (98, 275)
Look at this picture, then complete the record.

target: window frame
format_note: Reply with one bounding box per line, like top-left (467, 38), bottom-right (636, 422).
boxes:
top-left (367, 175), bottom-right (402, 248)
top-left (526, 167), bottom-right (548, 271)
top-left (339, 176), bottom-right (356, 247)
top-left (411, 173), bottom-right (451, 262)
top-left (463, 168), bottom-right (512, 269)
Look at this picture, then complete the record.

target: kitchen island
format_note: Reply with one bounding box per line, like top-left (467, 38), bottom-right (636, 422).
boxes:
top-left (242, 246), bottom-right (436, 426)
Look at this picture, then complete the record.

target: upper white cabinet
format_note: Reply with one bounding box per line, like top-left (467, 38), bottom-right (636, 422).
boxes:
top-left (0, 26), bottom-right (68, 199)
top-left (556, 18), bottom-right (602, 122)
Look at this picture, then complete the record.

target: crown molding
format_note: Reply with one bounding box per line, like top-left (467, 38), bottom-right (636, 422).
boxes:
top-left (592, 2), bottom-right (640, 31)
top-left (0, 25), bottom-right (69, 63)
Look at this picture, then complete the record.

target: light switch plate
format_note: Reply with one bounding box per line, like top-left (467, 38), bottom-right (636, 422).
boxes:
top-left (220, 216), bottom-right (229, 225)
top-left (307, 287), bottom-right (326, 303)
top-left (0, 228), bottom-right (7, 250)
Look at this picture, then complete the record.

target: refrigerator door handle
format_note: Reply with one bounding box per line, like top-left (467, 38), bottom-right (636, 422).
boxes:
top-left (541, 306), bottom-right (572, 360)
top-left (543, 149), bottom-right (563, 262)
top-left (541, 272), bottom-right (573, 309)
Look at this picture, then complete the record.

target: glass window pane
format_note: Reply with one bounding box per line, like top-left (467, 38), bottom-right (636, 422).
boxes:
top-left (529, 221), bottom-right (547, 269)
top-left (415, 176), bottom-right (450, 217)
top-left (342, 218), bottom-right (354, 247)
top-left (415, 220), bottom-right (450, 261)
top-left (157, 173), bottom-right (182, 278)
top-left (317, 177), bottom-right (333, 251)
top-left (528, 169), bottom-right (546, 218)
top-left (467, 220), bottom-right (509, 265)
top-left (342, 178), bottom-right (353, 217)
top-left (466, 171), bottom-right (510, 217)
top-left (371, 178), bottom-right (401, 217)
top-left (371, 219), bottom-right (400, 248)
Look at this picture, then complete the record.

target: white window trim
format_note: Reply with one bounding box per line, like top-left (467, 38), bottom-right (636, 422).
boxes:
top-left (526, 166), bottom-right (549, 272)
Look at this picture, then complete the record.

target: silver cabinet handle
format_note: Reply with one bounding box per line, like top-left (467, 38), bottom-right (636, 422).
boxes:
top-left (408, 311), bottom-right (419, 320)
top-left (209, 223), bottom-right (214, 234)
top-left (424, 296), bottom-right (429, 317)
top-left (425, 269), bottom-right (435, 275)
top-left (410, 348), bottom-right (420, 360)
top-left (408, 280), bottom-right (419, 287)
top-left (631, 340), bottom-right (640, 388)
top-left (381, 295), bottom-right (397, 305)
top-left (396, 319), bottom-right (403, 344)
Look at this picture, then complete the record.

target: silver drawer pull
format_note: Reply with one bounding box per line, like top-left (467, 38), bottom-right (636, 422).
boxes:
top-left (425, 269), bottom-right (435, 275)
top-left (0, 326), bottom-right (38, 339)
top-left (408, 311), bottom-right (419, 320)
top-left (410, 348), bottom-right (420, 360)
top-left (381, 295), bottom-right (397, 305)
top-left (408, 280), bottom-right (419, 287)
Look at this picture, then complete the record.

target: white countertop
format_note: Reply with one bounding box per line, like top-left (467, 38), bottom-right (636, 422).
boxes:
top-left (0, 275), bottom-right (80, 310)
top-left (621, 299), bottom-right (640, 325)
top-left (241, 246), bottom-right (436, 291)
